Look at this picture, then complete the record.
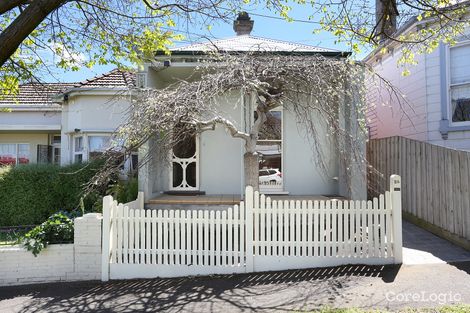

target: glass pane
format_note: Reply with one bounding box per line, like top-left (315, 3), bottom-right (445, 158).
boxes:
top-left (172, 162), bottom-right (183, 188)
top-left (173, 135), bottom-right (196, 158)
top-left (54, 147), bottom-right (61, 164)
top-left (74, 137), bottom-right (83, 152)
top-left (89, 136), bottom-right (111, 152)
top-left (451, 85), bottom-right (470, 122)
top-left (52, 135), bottom-right (61, 144)
top-left (18, 144), bottom-right (30, 164)
top-left (255, 111), bottom-right (282, 140)
top-left (74, 154), bottom-right (83, 163)
top-left (257, 141), bottom-right (282, 188)
top-left (0, 144), bottom-right (17, 166)
top-left (450, 44), bottom-right (470, 85)
top-left (186, 162), bottom-right (197, 187)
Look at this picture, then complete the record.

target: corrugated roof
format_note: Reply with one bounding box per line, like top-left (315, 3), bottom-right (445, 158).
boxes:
top-left (172, 35), bottom-right (340, 54)
top-left (0, 83), bottom-right (75, 107)
top-left (74, 68), bottom-right (135, 88)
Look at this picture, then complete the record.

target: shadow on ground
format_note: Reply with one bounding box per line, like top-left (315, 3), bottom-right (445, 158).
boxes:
top-left (0, 264), bottom-right (400, 313)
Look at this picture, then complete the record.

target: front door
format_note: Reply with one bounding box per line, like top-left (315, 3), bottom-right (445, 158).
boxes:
top-left (170, 135), bottom-right (199, 191)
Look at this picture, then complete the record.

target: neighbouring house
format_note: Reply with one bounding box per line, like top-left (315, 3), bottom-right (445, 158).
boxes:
top-left (53, 69), bottom-right (135, 167)
top-left (138, 13), bottom-right (367, 201)
top-left (0, 83), bottom-right (73, 165)
top-left (365, 8), bottom-right (470, 151)
top-left (0, 69), bottom-right (135, 169)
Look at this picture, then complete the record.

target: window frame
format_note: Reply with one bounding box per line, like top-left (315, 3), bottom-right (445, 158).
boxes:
top-left (256, 108), bottom-right (284, 192)
top-left (0, 143), bottom-right (30, 166)
top-left (447, 40), bottom-right (470, 127)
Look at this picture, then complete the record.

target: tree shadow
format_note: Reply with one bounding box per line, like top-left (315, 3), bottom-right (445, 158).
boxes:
top-left (0, 264), bottom-right (400, 313)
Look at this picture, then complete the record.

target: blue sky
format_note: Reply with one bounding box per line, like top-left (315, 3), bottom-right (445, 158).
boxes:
top-left (48, 3), bottom-right (370, 83)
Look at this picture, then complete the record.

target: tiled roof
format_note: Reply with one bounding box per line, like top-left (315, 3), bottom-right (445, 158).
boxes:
top-left (0, 83), bottom-right (75, 106)
top-left (172, 35), bottom-right (340, 54)
top-left (73, 68), bottom-right (135, 89)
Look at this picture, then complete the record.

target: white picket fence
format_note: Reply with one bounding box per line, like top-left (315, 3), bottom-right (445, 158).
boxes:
top-left (102, 175), bottom-right (403, 281)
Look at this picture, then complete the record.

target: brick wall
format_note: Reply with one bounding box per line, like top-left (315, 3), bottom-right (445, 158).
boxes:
top-left (0, 213), bottom-right (102, 286)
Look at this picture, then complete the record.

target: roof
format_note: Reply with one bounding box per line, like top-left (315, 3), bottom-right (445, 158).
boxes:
top-left (0, 83), bottom-right (75, 107)
top-left (73, 68), bottom-right (135, 89)
top-left (163, 35), bottom-right (347, 56)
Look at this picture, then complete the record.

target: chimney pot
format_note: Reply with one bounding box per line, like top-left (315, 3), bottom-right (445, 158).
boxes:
top-left (233, 12), bottom-right (254, 36)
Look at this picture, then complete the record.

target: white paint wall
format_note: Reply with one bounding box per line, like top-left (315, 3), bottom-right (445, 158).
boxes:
top-left (367, 48), bottom-right (428, 141)
top-left (0, 213), bottom-right (102, 286)
top-left (0, 111), bottom-right (61, 130)
top-left (368, 38), bottom-right (470, 151)
top-left (61, 93), bottom-right (130, 164)
top-left (142, 66), bottom-right (346, 196)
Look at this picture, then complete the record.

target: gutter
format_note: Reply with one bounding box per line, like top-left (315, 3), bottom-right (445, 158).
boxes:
top-left (53, 87), bottom-right (131, 104)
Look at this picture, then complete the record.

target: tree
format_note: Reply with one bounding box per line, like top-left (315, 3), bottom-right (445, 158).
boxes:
top-left (92, 52), bottom-right (398, 194)
top-left (0, 0), bottom-right (266, 97)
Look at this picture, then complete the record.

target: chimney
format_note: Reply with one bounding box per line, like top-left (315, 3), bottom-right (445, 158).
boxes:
top-left (375, 0), bottom-right (398, 42)
top-left (233, 12), bottom-right (254, 36)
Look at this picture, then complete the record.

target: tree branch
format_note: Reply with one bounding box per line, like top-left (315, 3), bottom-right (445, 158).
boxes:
top-left (194, 117), bottom-right (250, 141)
top-left (0, 0), bottom-right (65, 67)
top-left (0, 0), bottom-right (28, 15)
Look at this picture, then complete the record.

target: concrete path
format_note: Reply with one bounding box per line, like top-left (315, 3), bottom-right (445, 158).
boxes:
top-left (1, 221), bottom-right (469, 313)
top-left (402, 220), bottom-right (470, 265)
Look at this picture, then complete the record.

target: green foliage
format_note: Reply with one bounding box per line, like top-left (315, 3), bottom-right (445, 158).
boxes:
top-left (108, 177), bottom-right (139, 204)
top-left (22, 213), bottom-right (74, 256)
top-left (0, 162), bottom-right (103, 226)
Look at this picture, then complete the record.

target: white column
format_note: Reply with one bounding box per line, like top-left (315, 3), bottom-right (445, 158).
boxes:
top-left (390, 175), bottom-right (403, 264)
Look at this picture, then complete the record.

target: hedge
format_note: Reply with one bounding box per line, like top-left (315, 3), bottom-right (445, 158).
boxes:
top-left (0, 162), bottom-right (103, 226)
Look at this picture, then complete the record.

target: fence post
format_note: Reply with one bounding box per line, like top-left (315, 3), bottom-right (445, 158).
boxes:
top-left (245, 186), bottom-right (254, 272)
top-left (390, 175), bottom-right (403, 264)
top-left (137, 192), bottom-right (145, 210)
top-left (101, 195), bottom-right (113, 281)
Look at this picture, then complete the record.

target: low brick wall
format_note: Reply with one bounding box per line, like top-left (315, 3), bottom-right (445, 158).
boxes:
top-left (0, 213), bottom-right (102, 286)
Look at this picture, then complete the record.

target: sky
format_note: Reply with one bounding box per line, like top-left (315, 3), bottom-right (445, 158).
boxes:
top-left (47, 3), bottom-right (371, 83)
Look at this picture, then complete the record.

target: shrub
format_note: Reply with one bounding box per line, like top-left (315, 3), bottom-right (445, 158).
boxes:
top-left (22, 212), bottom-right (74, 256)
top-left (0, 162), bottom-right (103, 226)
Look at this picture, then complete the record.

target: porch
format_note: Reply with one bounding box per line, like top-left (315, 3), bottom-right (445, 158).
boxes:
top-left (146, 193), bottom-right (345, 208)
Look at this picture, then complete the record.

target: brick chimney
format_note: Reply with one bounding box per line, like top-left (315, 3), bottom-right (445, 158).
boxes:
top-left (233, 12), bottom-right (254, 36)
top-left (375, 0), bottom-right (398, 42)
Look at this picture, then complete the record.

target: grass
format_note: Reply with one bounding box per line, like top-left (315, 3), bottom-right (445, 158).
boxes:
top-left (306, 305), bottom-right (470, 313)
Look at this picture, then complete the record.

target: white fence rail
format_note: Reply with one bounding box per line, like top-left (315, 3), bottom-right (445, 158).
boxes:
top-left (102, 175), bottom-right (402, 281)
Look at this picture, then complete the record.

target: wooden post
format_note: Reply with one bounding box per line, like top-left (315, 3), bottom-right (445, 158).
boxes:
top-left (245, 186), bottom-right (254, 272)
top-left (101, 195), bottom-right (113, 281)
top-left (137, 191), bottom-right (145, 210)
top-left (390, 175), bottom-right (403, 264)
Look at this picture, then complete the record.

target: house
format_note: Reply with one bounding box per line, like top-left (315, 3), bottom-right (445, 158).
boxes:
top-left (138, 13), bottom-right (366, 202)
top-left (364, 11), bottom-right (470, 151)
top-left (53, 69), bottom-right (135, 166)
top-left (0, 69), bottom-right (135, 168)
top-left (0, 82), bottom-right (73, 165)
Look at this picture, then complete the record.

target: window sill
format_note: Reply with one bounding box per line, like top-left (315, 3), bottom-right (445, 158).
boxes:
top-left (439, 119), bottom-right (470, 139)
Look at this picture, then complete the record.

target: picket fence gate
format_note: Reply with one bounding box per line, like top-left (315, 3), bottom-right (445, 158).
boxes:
top-left (101, 175), bottom-right (403, 281)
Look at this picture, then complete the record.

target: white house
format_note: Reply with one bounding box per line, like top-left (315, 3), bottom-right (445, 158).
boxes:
top-left (365, 17), bottom-right (470, 151)
top-left (0, 69), bottom-right (134, 167)
top-left (138, 13), bottom-right (366, 201)
top-left (0, 83), bottom-right (72, 165)
top-left (54, 69), bottom-right (135, 166)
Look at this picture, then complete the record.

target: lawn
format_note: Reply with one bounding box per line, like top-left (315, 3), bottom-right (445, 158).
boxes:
top-left (312, 305), bottom-right (470, 313)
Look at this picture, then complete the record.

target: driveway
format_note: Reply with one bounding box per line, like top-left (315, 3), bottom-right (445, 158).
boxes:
top-left (1, 221), bottom-right (469, 313)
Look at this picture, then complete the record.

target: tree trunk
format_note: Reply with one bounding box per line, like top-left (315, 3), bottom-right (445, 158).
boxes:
top-left (244, 151), bottom-right (259, 191)
top-left (0, 0), bottom-right (65, 67)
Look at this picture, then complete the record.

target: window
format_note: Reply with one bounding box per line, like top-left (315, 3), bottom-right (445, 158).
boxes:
top-left (88, 135), bottom-right (111, 160)
top-left (255, 110), bottom-right (283, 191)
top-left (0, 144), bottom-right (30, 166)
top-left (74, 136), bottom-right (84, 163)
top-left (449, 43), bottom-right (470, 123)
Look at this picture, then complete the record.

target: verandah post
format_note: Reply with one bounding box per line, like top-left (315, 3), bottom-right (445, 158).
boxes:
top-left (390, 175), bottom-right (403, 264)
top-left (101, 195), bottom-right (113, 281)
top-left (245, 186), bottom-right (254, 272)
